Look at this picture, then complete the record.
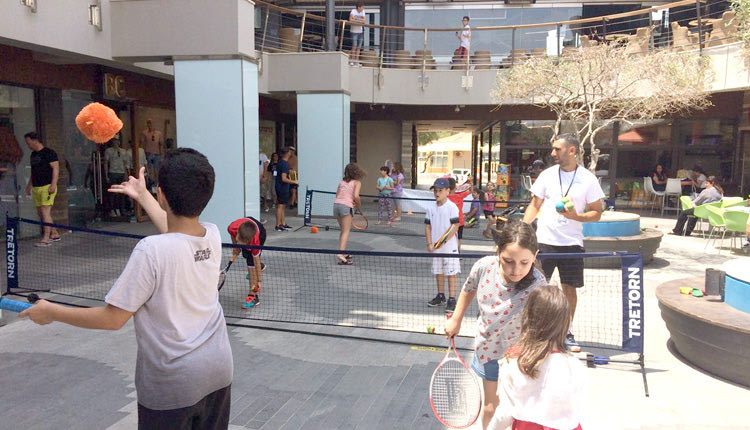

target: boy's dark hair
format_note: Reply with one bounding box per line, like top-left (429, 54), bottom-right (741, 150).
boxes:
top-left (462, 16), bottom-right (470, 22)
top-left (158, 148), bottom-right (215, 217)
top-left (379, 165), bottom-right (390, 174)
top-left (356, 1), bottom-right (364, 8)
top-left (279, 146), bottom-right (292, 156)
top-left (448, 177), bottom-right (457, 191)
top-left (24, 132), bottom-right (40, 141)
top-left (343, 163), bottom-right (365, 181)
top-left (237, 221), bottom-right (257, 243)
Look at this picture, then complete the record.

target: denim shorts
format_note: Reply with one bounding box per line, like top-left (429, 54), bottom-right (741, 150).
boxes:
top-left (351, 32), bottom-right (364, 48)
top-left (471, 353), bottom-right (499, 382)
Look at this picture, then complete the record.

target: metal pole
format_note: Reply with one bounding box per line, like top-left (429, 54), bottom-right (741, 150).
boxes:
top-left (695, 0), bottom-right (703, 54)
top-left (488, 126), bottom-right (493, 184)
top-left (421, 29), bottom-right (427, 91)
top-left (261, 7), bottom-right (270, 52)
top-left (339, 20), bottom-right (346, 51)
top-left (511, 28), bottom-right (516, 67)
top-left (378, 27), bottom-right (387, 83)
top-left (556, 24), bottom-right (561, 57)
top-left (648, 9), bottom-right (655, 51)
top-left (325, 0), bottom-right (335, 51)
top-left (299, 12), bottom-right (307, 52)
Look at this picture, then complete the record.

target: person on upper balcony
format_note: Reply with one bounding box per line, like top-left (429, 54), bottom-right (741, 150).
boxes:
top-left (455, 16), bottom-right (471, 61)
top-left (349, 2), bottom-right (366, 67)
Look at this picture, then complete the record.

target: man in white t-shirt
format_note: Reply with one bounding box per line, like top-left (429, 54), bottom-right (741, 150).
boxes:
top-left (425, 177), bottom-right (461, 313)
top-left (455, 16), bottom-right (471, 61)
top-left (349, 2), bottom-right (366, 66)
top-left (522, 134), bottom-right (604, 352)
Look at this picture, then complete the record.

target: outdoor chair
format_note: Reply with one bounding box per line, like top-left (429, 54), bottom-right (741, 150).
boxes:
top-left (580, 35), bottom-right (596, 48)
top-left (721, 197), bottom-right (746, 209)
top-left (670, 22), bottom-right (695, 51)
top-left (723, 209), bottom-right (749, 251)
top-left (663, 178), bottom-right (682, 216)
top-left (644, 177), bottom-right (665, 214)
top-left (625, 27), bottom-right (651, 55)
top-left (704, 205), bottom-right (727, 252)
top-left (693, 200), bottom-right (722, 238)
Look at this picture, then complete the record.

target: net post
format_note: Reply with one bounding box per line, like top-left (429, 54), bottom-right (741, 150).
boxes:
top-left (621, 252), bottom-right (648, 397)
top-left (304, 188), bottom-right (313, 226)
top-left (5, 214), bottom-right (18, 294)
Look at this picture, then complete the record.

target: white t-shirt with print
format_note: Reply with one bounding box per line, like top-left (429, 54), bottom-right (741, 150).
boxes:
top-left (105, 223), bottom-right (233, 410)
top-left (425, 199), bottom-right (459, 254)
top-left (461, 24), bottom-right (471, 48)
top-left (530, 164), bottom-right (604, 247)
top-left (462, 256), bottom-right (546, 363)
top-left (350, 8), bottom-right (365, 33)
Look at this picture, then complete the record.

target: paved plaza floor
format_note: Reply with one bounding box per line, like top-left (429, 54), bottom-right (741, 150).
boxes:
top-left (1, 210), bottom-right (750, 429)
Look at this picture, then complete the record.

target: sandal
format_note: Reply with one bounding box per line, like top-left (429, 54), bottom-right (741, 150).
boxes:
top-left (50, 236), bottom-right (61, 242)
top-left (34, 241), bottom-right (52, 247)
top-left (337, 259), bottom-right (353, 265)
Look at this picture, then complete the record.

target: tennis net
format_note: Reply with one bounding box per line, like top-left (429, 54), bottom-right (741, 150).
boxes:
top-left (304, 189), bottom-right (527, 241)
top-left (5, 216), bottom-right (642, 357)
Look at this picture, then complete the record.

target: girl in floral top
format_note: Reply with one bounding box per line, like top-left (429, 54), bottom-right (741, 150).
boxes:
top-left (445, 221), bottom-right (546, 429)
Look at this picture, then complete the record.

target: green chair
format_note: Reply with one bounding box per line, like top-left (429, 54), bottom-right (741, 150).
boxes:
top-left (693, 201), bottom-right (722, 238)
top-left (723, 209), bottom-right (749, 250)
top-left (704, 205), bottom-right (727, 252)
top-left (679, 196), bottom-right (694, 210)
top-left (721, 197), bottom-right (746, 209)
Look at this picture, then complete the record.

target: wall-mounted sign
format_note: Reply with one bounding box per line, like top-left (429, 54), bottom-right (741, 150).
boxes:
top-left (104, 74), bottom-right (126, 98)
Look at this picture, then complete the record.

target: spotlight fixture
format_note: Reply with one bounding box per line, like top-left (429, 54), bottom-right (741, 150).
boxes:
top-left (454, 105), bottom-right (460, 112)
top-left (89, 1), bottom-right (102, 31)
top-left (20, 0), bottom-right (37, 13)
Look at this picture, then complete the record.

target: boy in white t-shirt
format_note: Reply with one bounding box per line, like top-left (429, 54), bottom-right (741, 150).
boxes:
top-left (522, 134), bottom-right (604, 353)
top-left (455, 16), bottom-right (471, 61)
top-left (349, 2), bottom-right (366, 66)
top-left (425, 177), bottom-right (461, 313)
top-left (21, 149), bottom-right (234, 429)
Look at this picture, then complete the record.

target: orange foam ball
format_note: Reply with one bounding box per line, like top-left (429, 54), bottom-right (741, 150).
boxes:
top-left (75, 103), bottom-right (123, 144)
top-left (310, 226), bottom-right (319, 234)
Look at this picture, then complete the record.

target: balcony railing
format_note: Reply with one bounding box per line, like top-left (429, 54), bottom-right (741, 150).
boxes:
top-left (254, 0), bottom-right (741, 71)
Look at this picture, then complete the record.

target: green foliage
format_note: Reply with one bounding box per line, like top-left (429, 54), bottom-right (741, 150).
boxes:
top-left (732, 0), bottom-right (750, 48)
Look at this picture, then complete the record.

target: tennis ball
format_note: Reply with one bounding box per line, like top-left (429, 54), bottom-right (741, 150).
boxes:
top-left (555, 202), bottom-right (565, 212)
top-left (561, 196), bottom-right (570, 204)
top-left (310, 226), bottom-right (319, 233)
top-left (565, 202), bottom-right (574, 211)
top-left (75, 103), bottom-right (123, 143)
top-left (427, 325), bottom-right (435, 334)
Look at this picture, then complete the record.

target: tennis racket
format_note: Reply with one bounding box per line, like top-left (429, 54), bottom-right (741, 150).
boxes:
top-left (429, 337), bottom-right (482, 428)
top-left (217, 254), bottom-right (239, 290)
top-left (433, 225), bottom-right (455, 249)
top-left (352, 207), bottom-right (368, 231)
top-left (0, 297), bottom-right (33, 313)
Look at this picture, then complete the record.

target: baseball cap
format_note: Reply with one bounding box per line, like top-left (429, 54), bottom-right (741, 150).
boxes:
top-left (431, 178), bottom-right (451, 190)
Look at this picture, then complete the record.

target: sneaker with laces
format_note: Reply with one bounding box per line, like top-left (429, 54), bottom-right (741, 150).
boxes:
top-left (565, 332), bottom-right (581, 352)
top-left (242, 295), bottom-right (254, 309)
top-left (282, 224), bottom-right (292, 230)
top-left (445, 297), bottom-right (456, 313)
top-left (275, 225), bottom-right (286, 232)
top-left (427, 294), bottom-right (446, 307)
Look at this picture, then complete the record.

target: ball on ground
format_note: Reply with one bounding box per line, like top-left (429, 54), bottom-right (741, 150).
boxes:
top-left (426, 325), bottom-right (435, 334)
top-left (311, 226), bottom-right (319, 233)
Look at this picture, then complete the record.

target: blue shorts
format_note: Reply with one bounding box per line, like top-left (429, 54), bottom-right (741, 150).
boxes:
top-left (471, 353), bottom-right (499, 382)
top-left (351, 32), bottom-right (364, 48)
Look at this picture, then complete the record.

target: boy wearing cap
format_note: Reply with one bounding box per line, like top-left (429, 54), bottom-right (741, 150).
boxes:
top-left (425, 177), bottom-right (461, 313)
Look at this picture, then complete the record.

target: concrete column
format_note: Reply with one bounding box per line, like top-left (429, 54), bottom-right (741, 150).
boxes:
top-left (174, 58), bottom-right (259, 242)
top-left (296, 92), bottom-right (350, 215)
top-left (401, 121), bottom-right (413, 188)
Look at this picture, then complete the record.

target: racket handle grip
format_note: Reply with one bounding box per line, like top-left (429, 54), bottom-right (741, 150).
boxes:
top-left (0, 298), bottom-right (33, 313)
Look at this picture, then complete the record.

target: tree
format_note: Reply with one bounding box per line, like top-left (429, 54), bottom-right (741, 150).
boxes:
top-left (492, 43), bottom-right (712, 171)
top-left (732, 0), bottom-right (750, 50)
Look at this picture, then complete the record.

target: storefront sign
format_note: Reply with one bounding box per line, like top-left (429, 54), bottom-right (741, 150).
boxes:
top-left (103, 74), bottom-right (126, 98)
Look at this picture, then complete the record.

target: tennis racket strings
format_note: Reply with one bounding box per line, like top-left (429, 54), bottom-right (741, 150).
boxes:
top-left (430, 357), bottom-right (482, 428)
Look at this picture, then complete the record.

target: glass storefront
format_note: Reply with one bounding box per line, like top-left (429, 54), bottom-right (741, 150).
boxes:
top-left (0, 83), bottom-right (37, 235)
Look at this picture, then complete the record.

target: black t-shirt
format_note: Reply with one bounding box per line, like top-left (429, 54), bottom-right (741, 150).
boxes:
top-left (30, 147), bottom-right (58, 187)
top-left (275, 159), bottom-right (291, 195)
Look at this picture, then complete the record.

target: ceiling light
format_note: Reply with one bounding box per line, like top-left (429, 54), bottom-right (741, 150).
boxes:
top-left (89, 2), bottom-right (102, 31)
top-left (20, 0), bottom-right (37, 13)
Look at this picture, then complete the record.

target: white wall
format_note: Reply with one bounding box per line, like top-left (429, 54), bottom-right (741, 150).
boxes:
top-left (356, 121), bottom-right (402, 196)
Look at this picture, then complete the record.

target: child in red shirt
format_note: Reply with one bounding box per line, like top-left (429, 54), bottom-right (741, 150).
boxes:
top-left (227, 217), bottom-right (266, 309)
top-left (447, 177), bottom-right (473, 251)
